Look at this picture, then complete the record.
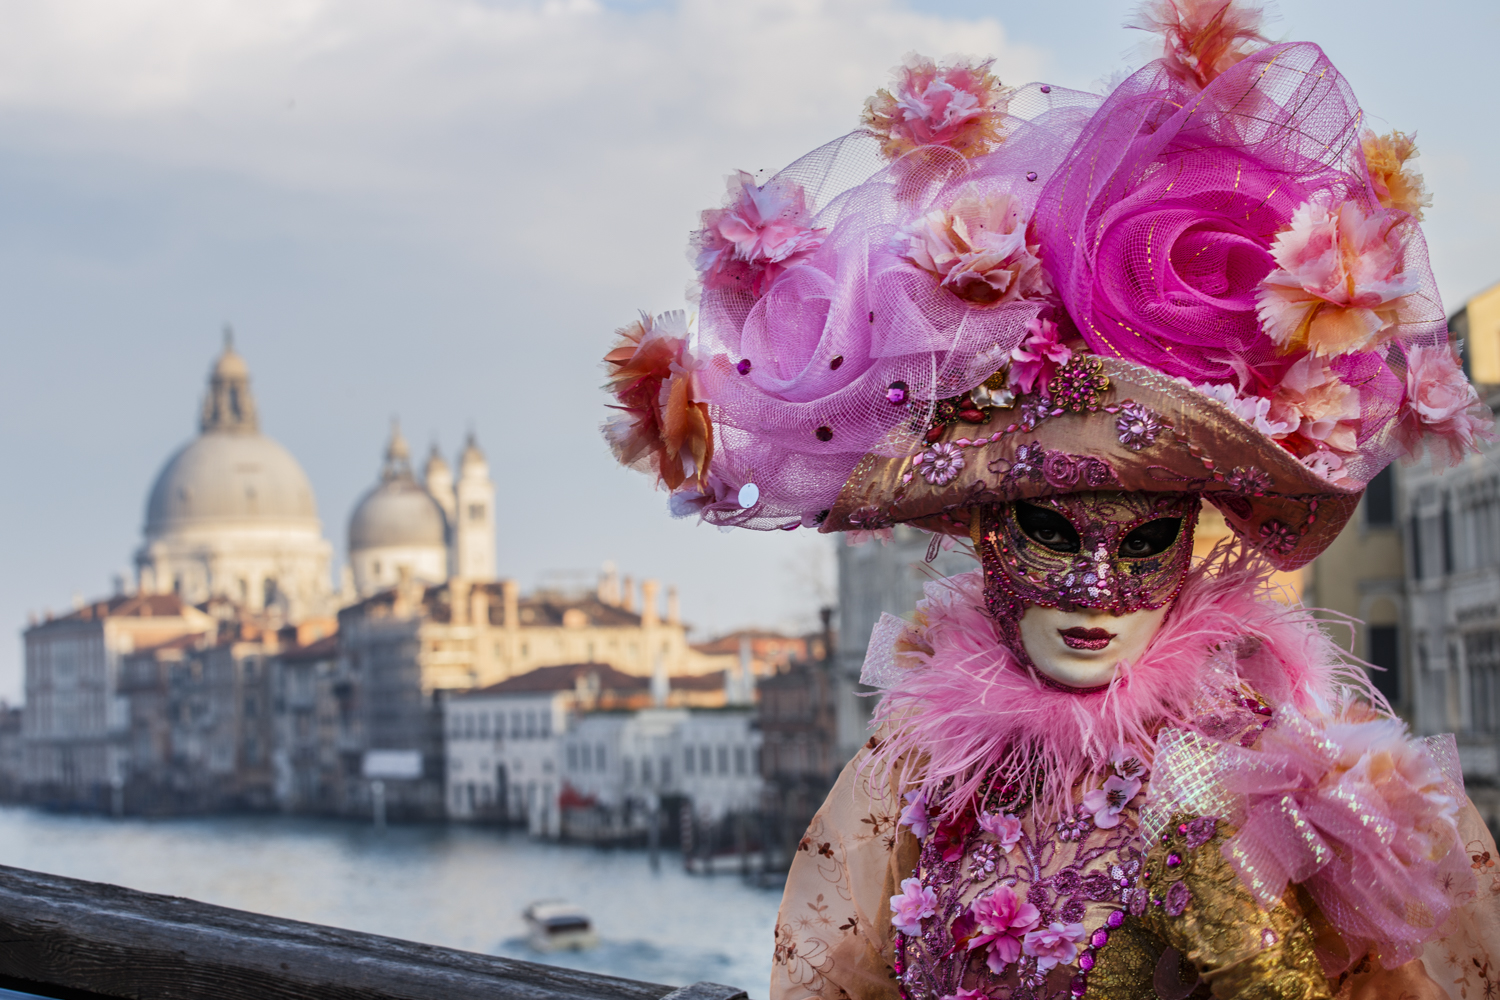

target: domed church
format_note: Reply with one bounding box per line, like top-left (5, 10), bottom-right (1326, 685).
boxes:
top-left (346, 423), bottom-right (496, 598)
top-left (135, 335), bottom-right (334, 619)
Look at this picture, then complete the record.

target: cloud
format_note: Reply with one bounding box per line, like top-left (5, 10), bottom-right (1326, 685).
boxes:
top-left (0, 0), bottom-right (1043, 286)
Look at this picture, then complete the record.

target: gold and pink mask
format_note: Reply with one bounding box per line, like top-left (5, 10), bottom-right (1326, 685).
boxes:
top-left (976, 492), bottom-right (1199, 616)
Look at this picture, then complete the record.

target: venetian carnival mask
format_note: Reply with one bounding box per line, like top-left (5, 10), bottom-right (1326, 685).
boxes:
top-left (975, 492), bottom-right (1199, 689)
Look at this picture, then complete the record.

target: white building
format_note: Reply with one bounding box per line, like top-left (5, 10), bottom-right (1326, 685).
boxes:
top-left (135, 336), bottom-right (334, 619)
top-left (443, 662), bottom-right (648, 835)
top-left (563, 707), bottom-right (761, 824)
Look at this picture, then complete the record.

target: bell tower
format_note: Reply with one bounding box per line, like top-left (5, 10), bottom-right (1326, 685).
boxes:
top-left (453, 432), bottom-right (496, 581)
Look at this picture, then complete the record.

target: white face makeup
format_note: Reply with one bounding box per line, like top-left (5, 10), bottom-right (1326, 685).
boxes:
top-left (1017, 603), bottom-right (1171, 688)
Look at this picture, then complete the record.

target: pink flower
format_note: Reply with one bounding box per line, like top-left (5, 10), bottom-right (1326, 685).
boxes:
top-left (966, 885), bottom-right (1041, 973)
top-left (862, 54), bottom-right (1009, 160)
top-left (1257, 200), bottom-right (1419, 358)
top-left (1022, 920), bottom-right (1088, 972)
top-left (846, 527), bottom-right (894, 547)
top-left (899, 789), bottom-right (931, 840)
top-left (1110, 746), bottom-right (1149, 781)
top-left (898, 192), bottom-right (1048, 308)
top-left (1130, 0), bottom-right (1269, 92)
top-left (919, 442), bottom-right (966, 485)
top-left (1269, 354), bottom-right (1361, 454)
top-left (1081, 774), bottom-right (1141, 830)
top-left (1396, 344), bottom-right (1495, 468)
top-left (977, 811), bottom-right (1023, 853)
top-left (695, 172), bottom-right (824, 296)
top-left (890, 877), bottom-right (937, 936)
top-left (1009, 318), bottom-right (1072, 395)
top-left (938, 990), bottom-right (988, 1000)
top-left (1183, 379), bottom-right (1295, 438)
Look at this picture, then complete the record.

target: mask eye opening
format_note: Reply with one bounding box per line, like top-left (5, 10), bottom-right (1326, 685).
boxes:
top-left (1013, 501), bottom-right (1082, 554)
top-left (1117, 517), bottom-right (1182, 559)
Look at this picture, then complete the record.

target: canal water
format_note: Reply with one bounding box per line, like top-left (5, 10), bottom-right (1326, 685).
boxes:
top-left (0, 807), bottom-right (783, 996)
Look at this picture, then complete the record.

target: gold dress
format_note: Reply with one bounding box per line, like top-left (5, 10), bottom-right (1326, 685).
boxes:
top-left (770, 707), bottom-right (1500, 1000)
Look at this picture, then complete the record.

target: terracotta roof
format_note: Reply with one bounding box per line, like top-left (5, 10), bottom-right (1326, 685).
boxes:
top-left (460, 662), bottom-right (649, 697)
top-left (279, 633), bottom-right (340, 662)
top-left (669, 670), bottom-right (726, 691)
top-left (34, 592), bottom-right (197, 629)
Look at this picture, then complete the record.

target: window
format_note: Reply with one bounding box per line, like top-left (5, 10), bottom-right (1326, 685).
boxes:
top-left (595, 743), bottom-right (606, 771)
top-left (700, 746), bottom-right (711, 774)
top-left (541, 712), bottom-right (552, 738)
top-left (525, 711), bottom-right (537, 738)
top-left (684, 745), bottom-right (695, 775)
top-left (1365, 467), bottom-right (1395, 527)
top-left (469, 503), bottom-right (486, 522)
top-left (1468, 631), bottom-right (1500, 735)
top-left (717, 745), bottom-right (729, 775)
top-left (642, 757), bottom-right (653, 784)
top-left (661, 757), bottom-right (672, 784)
top-left (623, 756), bottom-right (634, 785)
top-left (511, 711), bottom-right (522, 739)
top-left (566, 744), bottom-right (578, 771)
top-left (734, 746), bottom-right (747, 776)
top-left (1367, 625), bottom-right (1400, 705)
top-left (478, 714), bottom-right (489, 738)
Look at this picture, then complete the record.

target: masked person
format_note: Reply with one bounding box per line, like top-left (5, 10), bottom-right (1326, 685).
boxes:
top-left (601, 3), bottom-right (1500, 996)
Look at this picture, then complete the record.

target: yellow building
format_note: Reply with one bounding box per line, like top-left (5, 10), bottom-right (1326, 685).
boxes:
top-left (338, 570), bottom-right (730, 696)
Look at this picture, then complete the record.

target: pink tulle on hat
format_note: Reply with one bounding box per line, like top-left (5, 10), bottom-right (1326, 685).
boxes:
top-left (668, 81), bottom-right (1103, 529)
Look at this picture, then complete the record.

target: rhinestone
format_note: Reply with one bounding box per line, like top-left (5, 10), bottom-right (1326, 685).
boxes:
top-left (815, 426), bottom-right (833, 442)
top-left (885, 381), bottom-right (909, 404)
top-left (1026, 171), bottom-right (1038, 182)
top-left (737, 483), bottom-right (760, 508)
top-left (1040, 84), bottom-right (1052, 94)
top-left (1091, 928), bottom-right (1109, 947)
top-left (1166, 853), bottom-right (1182, 868)
top-left (830, 355), bottom-right (844, 370)
top-left (736, 359), bottom-right (752, 376)
top-left (1106, 909), bottom-right (1124, 928)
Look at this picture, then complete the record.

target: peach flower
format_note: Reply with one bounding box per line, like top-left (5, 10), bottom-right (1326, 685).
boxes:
top-left (1257, 200), bottom-right (1419, 357)
top-left (898, 191), bottom-right (1047, 308)
top-left (1130, 0), bottom-right (1268, 92)
top-left (862, 54), bottom-right (1009, 160)
top-left (602, 310), bottom-right (714, 492)
top-left (1270, 354), bottom-right (1362, 455)
top-left (1362, 129), bottom-right (1431, 221)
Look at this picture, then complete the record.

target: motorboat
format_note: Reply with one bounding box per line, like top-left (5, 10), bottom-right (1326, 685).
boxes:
top-left (523, 901), bottom-right (599, 952)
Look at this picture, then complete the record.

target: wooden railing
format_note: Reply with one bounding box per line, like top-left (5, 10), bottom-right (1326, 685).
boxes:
top-left (0, 865), bottom-right (749, 1000)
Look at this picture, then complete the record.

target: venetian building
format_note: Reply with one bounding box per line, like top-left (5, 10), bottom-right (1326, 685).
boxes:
top-left (347, 423), bottom-right (451, 598)
top-left (135, 337), bottom-right (333, 619)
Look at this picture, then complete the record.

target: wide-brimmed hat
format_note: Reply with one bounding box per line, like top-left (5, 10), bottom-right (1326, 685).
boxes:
top-left (603, 0), bottom-right (1491, 562)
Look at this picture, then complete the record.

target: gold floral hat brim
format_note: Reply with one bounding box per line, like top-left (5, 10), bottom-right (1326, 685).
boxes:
top-left (822, 356), bottom-right (1363, 570)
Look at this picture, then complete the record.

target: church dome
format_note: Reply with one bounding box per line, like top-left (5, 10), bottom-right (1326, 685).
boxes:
top-left (349, 478), bottom-right (447, 550)
top-left (144, 335), bottom-right (319, 537)
top-left (348, 422), bottom-right (448, 551)
top-left (146, 433), bottom-right (320, 534)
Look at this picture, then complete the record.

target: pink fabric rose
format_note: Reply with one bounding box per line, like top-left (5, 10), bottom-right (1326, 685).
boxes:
top-left (966, 885), bottom-right (1041, 973)
top-left (1257, 200), bottom-right (1419, 358)
top-left (1009, 318), bottom-right (1072, 396)
top-left (890, 876), bottom-right (938, 936)
top-left (1395, 344), bottom-right (1494, 468)
top-left (1022, 920), bottom-right (1088, 972)
top-left (898, 789), bottom-right (932, 840)
top-left (861, 54), bottom-right (1009, 160)
top-left (977, 811), bottom-right (1023, 853)
top-left (1081, 774), bottom-right (1141, 830)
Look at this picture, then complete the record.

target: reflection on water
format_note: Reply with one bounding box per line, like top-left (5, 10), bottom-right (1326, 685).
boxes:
top-left (0, 807), bottom-right (780, 997)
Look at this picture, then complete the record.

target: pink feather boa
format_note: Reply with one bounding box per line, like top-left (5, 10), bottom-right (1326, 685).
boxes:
top-left (866, 548), bottom-right (1370, 822)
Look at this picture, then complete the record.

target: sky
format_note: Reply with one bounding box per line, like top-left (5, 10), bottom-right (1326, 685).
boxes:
top-left (1, 0), bottom-right (1497, 700)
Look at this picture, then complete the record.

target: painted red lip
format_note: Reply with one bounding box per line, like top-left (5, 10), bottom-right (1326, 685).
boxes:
top-left (1059, 627), bottom-right (1116, 651)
